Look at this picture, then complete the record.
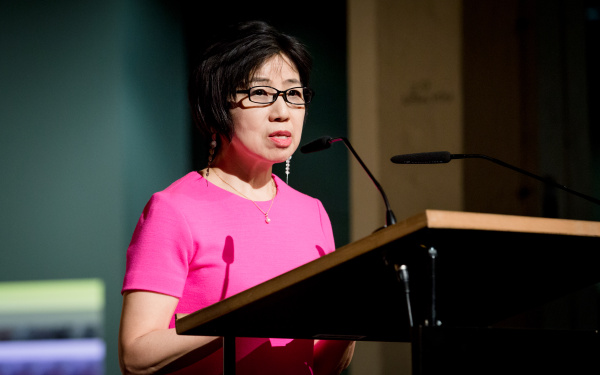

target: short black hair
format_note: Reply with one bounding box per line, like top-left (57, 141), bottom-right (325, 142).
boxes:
top-left (189, 21), bottom-right (313, 141)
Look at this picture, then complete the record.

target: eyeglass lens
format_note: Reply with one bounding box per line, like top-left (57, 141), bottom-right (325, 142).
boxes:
top-left (248, 86), bottom-right (311, 105)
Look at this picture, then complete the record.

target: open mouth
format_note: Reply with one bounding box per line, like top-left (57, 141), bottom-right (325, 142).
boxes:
top-left (269, 131), bottom-right (292, 147)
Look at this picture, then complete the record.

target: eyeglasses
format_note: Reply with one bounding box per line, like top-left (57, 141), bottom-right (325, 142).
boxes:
top-left (236, 86), bottom-right (314, 105)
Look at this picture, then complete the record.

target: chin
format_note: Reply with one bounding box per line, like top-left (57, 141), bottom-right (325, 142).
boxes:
top-left (272, 148), bottom-right (297, 163)
top-left (272, 155), bottom-right (291, 164)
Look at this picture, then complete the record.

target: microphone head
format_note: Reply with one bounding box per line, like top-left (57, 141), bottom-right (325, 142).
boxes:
top-left (300, 136), bottom-right (333, 154)
top-left (391, 151), bottom-right (452, 164)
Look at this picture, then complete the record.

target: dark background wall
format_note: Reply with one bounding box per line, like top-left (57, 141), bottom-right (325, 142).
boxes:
top-left (462, 0), bottom-right (600, 333)
top-left (463, 0), bottom-right (599, 222)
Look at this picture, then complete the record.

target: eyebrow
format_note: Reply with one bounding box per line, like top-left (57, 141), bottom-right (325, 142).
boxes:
top-left (250, 77), bottom-right (302, 86)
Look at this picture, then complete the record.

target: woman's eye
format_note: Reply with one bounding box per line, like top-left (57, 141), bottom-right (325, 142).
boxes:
top-left (252, 89), bottom-right (269, 96)
top-left (287, 89), bottom-right (302, 97)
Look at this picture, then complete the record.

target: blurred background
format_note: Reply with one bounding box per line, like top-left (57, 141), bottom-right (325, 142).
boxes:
top-left (0, 0), bottom-right (598, 374)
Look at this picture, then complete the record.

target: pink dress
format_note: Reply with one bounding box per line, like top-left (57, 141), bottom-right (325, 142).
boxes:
top-left (122, 172), bottom-right (336, 374)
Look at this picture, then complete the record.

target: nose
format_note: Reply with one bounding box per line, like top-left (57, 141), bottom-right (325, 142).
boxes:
top-left (269, 93), bottom-right (290, 121)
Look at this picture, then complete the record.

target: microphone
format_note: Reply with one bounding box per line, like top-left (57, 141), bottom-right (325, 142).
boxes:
top-left (299, 136), bottom-right (332, 154)
top-left (301, 136), bottom-right (397, 227)
top-left (391, 152), bottom-right (600, 206)
top-left (391, 151), bottom-right (452, 164)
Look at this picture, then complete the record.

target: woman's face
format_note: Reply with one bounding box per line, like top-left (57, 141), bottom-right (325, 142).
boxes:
top-left (228, 54), bottom-right (306, 166)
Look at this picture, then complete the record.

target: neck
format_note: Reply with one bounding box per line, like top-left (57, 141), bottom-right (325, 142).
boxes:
top-left (208, 158), bottom-right (275, 202)
top-left (209, 136), bottom-right (277, 193)
top-left (215, 158), bottom-right (273, 188)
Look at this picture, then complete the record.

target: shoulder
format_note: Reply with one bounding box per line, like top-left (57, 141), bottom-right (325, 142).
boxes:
top-left (159, 171), bottom-right (205, 196)
top-left (149, 171), bottom-right (218, 206)
top-left (273, 174), bottom-right (329, 218)
top-left (272, 176), bottom-right (335, 251)
top-left (273, 174), bottom-right (321, 204)
top-left (139, 172), bottom-right (212, 221)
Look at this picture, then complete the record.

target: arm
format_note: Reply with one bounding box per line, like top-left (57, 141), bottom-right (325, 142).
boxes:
top-left (118, 290), bottom-right (221, 375)
top-left (313, 340), bottom-right (355, 375)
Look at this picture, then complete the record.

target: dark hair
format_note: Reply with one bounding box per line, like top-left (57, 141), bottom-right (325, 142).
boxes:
top-left (189, 21), bottom-right (313, 141)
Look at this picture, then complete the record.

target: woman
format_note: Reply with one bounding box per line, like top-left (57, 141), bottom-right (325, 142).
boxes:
top-left (118, 21), bottom-right (354, 374)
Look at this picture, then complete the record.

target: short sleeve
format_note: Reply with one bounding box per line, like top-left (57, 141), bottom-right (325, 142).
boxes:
top-left (121, 192), bottom-right (194, 298)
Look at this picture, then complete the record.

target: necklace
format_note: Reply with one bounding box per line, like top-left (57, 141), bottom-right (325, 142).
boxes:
top-left (212, 170), bottom-right (277, 224)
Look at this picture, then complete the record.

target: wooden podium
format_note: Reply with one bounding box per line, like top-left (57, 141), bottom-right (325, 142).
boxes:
top-left (176, 210), bottom-right (600, 374)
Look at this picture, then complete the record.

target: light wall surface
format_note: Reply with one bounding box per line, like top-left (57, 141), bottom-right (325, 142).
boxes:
top-left (348, 0), bottom-right (463, 373)
top-left (348, 0), bottom-right (464, 242)
top-left (347, 0), bottom-right (599, 373)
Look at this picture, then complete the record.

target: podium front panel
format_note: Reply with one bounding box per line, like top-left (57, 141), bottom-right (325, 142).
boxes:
top-left (176, 211), bottom-right (600, 342)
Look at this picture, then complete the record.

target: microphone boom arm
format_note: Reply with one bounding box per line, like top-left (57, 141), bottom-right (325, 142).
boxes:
top-left (332, 137), bottom-right (397, 227)
top-left (452, 154), bottom-right (600, 206)
top-left (391, 151), bottom-right (600, 206)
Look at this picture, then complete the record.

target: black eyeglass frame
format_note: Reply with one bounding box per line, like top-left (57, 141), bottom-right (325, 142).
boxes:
top-left (236, 86), bottom-right (314, 105)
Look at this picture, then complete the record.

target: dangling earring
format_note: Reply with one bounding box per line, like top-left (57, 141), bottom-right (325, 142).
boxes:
top-left (206, 133), bottom-right (217, 177)
top-left (285, 156), bottom-right (292, 184)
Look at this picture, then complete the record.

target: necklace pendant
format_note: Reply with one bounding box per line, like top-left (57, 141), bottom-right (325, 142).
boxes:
top-left (265, 214), bottom-right (271, 224)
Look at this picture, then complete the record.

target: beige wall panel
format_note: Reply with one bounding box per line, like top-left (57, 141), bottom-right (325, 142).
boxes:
top-left (348, 0), bottom-right (463, 374)
top-left (349, 0), bottom-right (463, 241)
top-left (348, 0), bottom-right (384, 240)
top-left (377, 0), bottom-right (464, 221)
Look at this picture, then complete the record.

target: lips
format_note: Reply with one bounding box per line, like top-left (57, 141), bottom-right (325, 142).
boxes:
top-left (268, 130), bottom-right (292, 147)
